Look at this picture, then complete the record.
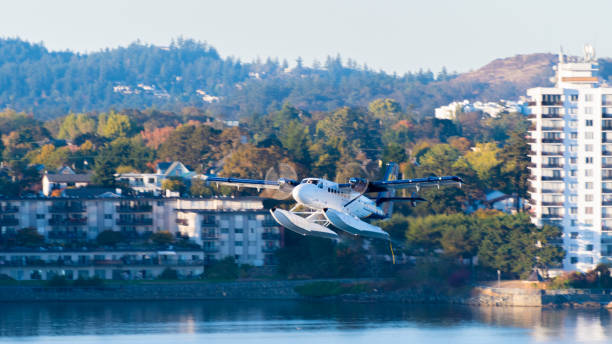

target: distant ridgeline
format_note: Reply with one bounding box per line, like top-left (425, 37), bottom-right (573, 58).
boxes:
top-left (3, 38), bottom-right (604, 120)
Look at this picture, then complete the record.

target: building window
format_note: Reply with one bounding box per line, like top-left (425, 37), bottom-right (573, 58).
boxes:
top-left (585, 207), bottom-right (593, 214)
top-left (570, 94), bottom-right (579, 102)
top-left (586, 182), bottom-right (593, 189)
top-left (104, 214), bottom-right (112, 220)
top-left (36, 214), bottom-right (44, 219)
top-left (585, 194), bottom-right (593, 202)
top-left (235, 228), bottom-right (243, 234)
top-left (585, 107), bottom-right (593, 115)
top-left (586, 157), bottom-right (593, 163)
top-left (571, 220), bottom-right (577, 226)
top-left (221, 228), bottom-right (229, 234)
top-left (585, 144), bottom-right (593, 152)
top-left (570, 207), bottom-right (578, 215)
top-left (585, 94), bottom-right (593, 102)
top-left (586, 119), bottom-right (593, 126)
top-left (235, 241), bottom-right (243, 246)
top-left (585, 132), bottom-right (594, 139)
top-left (570, 170), bottom-right (577, 177)
top-left (586, 244), bottom-right (594, 251)
top-left (585, 169), bottom-right (593, 176)
top-left (570, 257), bottom-right (578, 264)
top-left (570, 232), bottom-right (579, 239)
top-left (571, 132), bottom-right (578, 139)
top-left (570, 157), bottom-right (577, 164)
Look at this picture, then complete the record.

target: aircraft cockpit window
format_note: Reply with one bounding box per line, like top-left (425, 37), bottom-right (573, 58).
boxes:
top-left (303, 179), bottom-right (320, 185)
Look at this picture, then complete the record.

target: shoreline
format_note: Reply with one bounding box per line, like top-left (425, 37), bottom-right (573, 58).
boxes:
top-left (2, 279), bottom-right (612, 308)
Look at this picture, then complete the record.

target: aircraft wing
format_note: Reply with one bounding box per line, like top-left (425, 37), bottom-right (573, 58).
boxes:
top-left (368, 175), bottom-right (463, 192)
top-left (204, 176), bottom-right (292, 190)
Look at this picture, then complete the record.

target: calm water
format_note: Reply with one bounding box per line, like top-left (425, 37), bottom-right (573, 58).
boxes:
top-left (0, 300), bottom-right (610, 344)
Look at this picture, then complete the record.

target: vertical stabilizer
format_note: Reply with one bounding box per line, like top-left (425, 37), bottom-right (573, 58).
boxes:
top-left (377, 162), bottom-right (399, 218)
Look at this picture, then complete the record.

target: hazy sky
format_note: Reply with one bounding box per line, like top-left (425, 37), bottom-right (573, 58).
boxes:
top-left (1, 0), bottom-right (611, 74)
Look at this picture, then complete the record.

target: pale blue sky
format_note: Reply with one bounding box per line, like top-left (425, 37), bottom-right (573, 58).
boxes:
top-left (1, 0), bottom-right (611, 74)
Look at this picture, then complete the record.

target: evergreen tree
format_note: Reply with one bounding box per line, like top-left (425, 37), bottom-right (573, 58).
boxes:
top-left (499, 131), bottom-right (530, 211)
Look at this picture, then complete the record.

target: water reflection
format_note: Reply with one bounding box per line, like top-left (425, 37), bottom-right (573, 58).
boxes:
top-left (0, 301), bottom-right (610, 342)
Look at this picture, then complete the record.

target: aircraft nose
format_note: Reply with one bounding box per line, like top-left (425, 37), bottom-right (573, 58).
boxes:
top-left (292, 184), bottom-right (310, 204)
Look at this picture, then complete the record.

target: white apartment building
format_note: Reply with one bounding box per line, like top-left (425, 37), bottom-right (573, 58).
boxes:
top-left (0, 194), bottom-right (283, 270)
top-left (527, 45), bottom-right (612, 272)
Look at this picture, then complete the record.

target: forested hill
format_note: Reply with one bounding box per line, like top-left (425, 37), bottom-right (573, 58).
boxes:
top-left (0, 37), bottom-right (595, 120)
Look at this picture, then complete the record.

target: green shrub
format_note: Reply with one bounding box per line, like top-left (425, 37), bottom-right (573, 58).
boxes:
top-left (205, 257), bottom-right (239, 280)
top-left (45, 275), bottom-right (70, 287)
top-left (158, 268), bottom-right (179, 280)
top-left (73, 276), bottom-right (104, 287)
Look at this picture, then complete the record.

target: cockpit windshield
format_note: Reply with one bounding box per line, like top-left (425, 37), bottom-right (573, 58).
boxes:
top-left (301, 178), bottom-right (320, 185)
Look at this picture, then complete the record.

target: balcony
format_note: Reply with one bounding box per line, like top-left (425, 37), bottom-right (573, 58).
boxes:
top-left (262, 246), bottom-right (278, 253)
top-left (48, 217), bottom-right (87, 226)
top-left (116, 204), bottom-right (152, 212)
top-left (604, 127), bottom-right (612, 131)
top-left (0, 217), bottom-right (18, 226)
top-left (201, 221), bottom-right (218, 227)
top-left (262, 220), bottom-right (278, 227)
top-left (202, 233), bottom-right (219, 240)
top-left (541, 201), bottom-right (564, 206)
top-left (541, 151), bottom-right (564, 156)
top-left (542, 138), bottom-right (563, 143)
top-left (603, 227), bottom-right (612, 232)
top-left (603, 101), bottom-right (612, 106)
top-left (541, 164), bottom-right (563, 168)
top-left (603, 113), bottom-right (612, 118)
top-left (203, 246), bottom-right (219, 253)
top-left (541, 176), bottom-right (564, 181)
top-left (542, 214), bottom-right (563, 219)
top-left (0, 206), bottom-right (19, 213)
top-left (49, 204), bottom-right (86, 213)
top-left (604, 176), bottom-right (612, 181)
top-left (604, 189), bottom-right (612, 194)
top-left (604, 151), bottom-right (612, 156)
top-left (541, 101), bottom-right (563, 106)
top-left (116, 218), bottom-right (153, 226)
top-left (527, 101), bottom-right (537, 106)
top-left (262, 232), bottom-right (280, 240)
top-left (541, 126), bottom-right (564, 131)
top-left (542, 189), bottom-right (564, 194)
top-left (541, 113), bottom-right (563, 119)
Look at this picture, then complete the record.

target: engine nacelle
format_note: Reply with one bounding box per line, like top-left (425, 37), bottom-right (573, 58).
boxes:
top-left (348, 177), bottom-right (369, 194)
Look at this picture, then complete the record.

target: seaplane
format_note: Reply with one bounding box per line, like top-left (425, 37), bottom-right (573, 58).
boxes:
top-left (204, 163), bottom-right (463, 241)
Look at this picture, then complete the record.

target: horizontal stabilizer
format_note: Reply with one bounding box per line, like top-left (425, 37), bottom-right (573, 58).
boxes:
top-left (270, 208), bottom-right (338, 240)
top-left (324, 208), bottom-right (389, 240)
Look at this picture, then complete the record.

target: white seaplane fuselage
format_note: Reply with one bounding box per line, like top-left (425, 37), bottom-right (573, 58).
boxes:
top-left (291, 178), bottom-right (385, 219)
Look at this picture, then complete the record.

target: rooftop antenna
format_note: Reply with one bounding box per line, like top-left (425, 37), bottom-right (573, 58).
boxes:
top-left (558, 45), bottom-right (565, 63)
top-left (584, 44), bottom-right (595, 62)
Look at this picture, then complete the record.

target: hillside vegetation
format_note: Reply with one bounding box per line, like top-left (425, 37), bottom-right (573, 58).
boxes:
top-left (0, 38), bottom-right (581, 121)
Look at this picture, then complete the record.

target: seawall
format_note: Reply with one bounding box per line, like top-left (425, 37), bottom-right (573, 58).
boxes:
top-left (3, 281), bottom-right (612, 307)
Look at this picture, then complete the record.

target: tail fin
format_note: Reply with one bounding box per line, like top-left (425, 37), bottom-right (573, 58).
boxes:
top-left (376, 162), bottom-right (399, 218)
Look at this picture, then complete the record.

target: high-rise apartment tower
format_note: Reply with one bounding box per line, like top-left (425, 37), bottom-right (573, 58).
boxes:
top-left (528, 45), bottom-right (612, 272)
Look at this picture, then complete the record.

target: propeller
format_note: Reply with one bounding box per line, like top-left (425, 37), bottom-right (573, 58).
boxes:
top-left (262, 163), bottom-right (298, 200)
top-left (348, 177), bottom-right (369, 195)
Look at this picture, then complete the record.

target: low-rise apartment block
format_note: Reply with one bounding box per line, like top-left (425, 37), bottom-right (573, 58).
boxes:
top-left (0, 192), bottom-right (283, 280)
